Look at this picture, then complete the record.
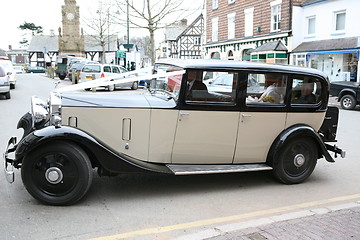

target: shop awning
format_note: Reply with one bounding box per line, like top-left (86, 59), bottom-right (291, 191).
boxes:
top-left (292, 37), bottom-right (360, 53)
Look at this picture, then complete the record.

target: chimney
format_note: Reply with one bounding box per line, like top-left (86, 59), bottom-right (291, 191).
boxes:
top-left (8, 45), bottom-right (12, 50)
top-left (50, 29), bottom-right (55, 37)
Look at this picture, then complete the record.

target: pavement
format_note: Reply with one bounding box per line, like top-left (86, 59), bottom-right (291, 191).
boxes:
top-left (174, 201), bottom-right (360, 240)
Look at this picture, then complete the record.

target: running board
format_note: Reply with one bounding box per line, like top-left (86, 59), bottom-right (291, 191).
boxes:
top-left (166, 164), bottom-right (272, 175)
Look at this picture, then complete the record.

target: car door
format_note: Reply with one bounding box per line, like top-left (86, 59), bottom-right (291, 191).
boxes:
top-left (171, 70), bottom-right (240, 164)
top-left (233, 72), bottom-right (288, 164)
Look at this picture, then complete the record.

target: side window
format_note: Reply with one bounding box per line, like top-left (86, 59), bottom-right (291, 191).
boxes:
top-left (112, 66), bottom-right (120, 73)
top-left (246, 73), bottom-right (287, 105)
top-left (103, 66), bottom-right (112, 73)
top-left (186, 70), bottom-right (237, 103)
top-left (291, 76), bottom-right (322, 105)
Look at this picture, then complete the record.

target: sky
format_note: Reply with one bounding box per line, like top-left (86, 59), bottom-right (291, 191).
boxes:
top-left (0, 0), bottom-right (203, 50)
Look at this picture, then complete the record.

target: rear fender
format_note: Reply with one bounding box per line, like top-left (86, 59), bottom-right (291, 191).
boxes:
top-left (267, 124), bottom-right (335, 165)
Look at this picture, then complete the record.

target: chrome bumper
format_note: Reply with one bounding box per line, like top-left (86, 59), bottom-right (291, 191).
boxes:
top-left (4, 137), bottom-right (17, 183)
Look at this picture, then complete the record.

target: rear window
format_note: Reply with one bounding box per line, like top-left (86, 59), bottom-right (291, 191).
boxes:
top-left (82, 65), bottom-right (101, 73)
top-left (0, 66), bottom-right (5, 76)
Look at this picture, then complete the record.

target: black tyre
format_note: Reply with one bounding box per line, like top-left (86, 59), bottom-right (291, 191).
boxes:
top-left (10, 84), bottom-right (15, 89)
top-left (340, 95), bottom-right (356, 110)
top-left (131, 81), bottom-right (138, 90)
top-left (273, 137), bottom-right (317, 184)
top-left (59, 74), bottom-right (66, 80)
top-left (5, 91), bottom-right (10, 99)
top-left (21, 142), bottom-right (93, 205)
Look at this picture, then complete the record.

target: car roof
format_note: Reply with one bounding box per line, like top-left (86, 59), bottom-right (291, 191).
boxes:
top-left (155, 59), bottom-right (328, 79)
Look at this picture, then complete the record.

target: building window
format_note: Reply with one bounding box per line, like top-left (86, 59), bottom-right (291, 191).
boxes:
top-left (270, 1), bottom-right (282, 32)
top-left (227, 13), bottom-right (236, 39)
top-left (37, 52), bottom-right (44, 58)
top-left (212, 17), bottom-right (218, 42)
top-left (334, 11), bottom-right (346, 32)
top-left (244, 8), bottom-right (254, 37)
top-left (307, 16), bottom-right (316, 35)
top-left (194, 36), bottom-right (201, 45)
top-left (228, 0), bottom-right (235, 4)
top-left (212, 0), bottom-right (218, 10)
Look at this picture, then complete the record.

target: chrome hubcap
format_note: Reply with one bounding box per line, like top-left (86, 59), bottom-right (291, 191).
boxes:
top-left (294, 154), bottom-right (305, 168)
top-left (343, 98), bottom-right (351, 108)
top-left (45, 167), bottom-right (63, 184)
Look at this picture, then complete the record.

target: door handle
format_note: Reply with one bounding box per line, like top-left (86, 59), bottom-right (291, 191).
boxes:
top-left (241, 113), bottom-right (252, 122)
top-left (180, 112), bottom-right (190, 116)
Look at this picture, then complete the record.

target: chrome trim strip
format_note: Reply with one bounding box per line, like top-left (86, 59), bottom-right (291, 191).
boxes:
top-left (167, 163), bottom-right (272, 175)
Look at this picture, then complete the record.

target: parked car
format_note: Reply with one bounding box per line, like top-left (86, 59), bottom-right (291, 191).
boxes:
top-left (0, 66), bottom-right (10, 99)
top-left (330, 81), bottom-right (360, 110)
top-left (13, 66), bottom-right (24, 74)
top-left (78, 63), bottom-right (138, 91)
top-left (0, 58), bottom-right (16, 89)
top-left (68, 61), bottom-right (98, 82)
top-left (4, 59), bottom-right (345, 205)
top-left (26, 66), bottom-right (46, 73)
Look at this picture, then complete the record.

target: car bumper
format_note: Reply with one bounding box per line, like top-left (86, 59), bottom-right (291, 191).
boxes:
top-left (0, 85), bottom-right (10, 93)
top-left (3, 137), bottom-right (17, 183)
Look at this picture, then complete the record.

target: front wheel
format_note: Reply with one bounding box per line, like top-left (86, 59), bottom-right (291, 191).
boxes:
top-left (21, 142), bottom-right (93, 205)
top-left (340, 95), bottom-right (356, 110)
top-left (273, 137), bottom-right (317, 184)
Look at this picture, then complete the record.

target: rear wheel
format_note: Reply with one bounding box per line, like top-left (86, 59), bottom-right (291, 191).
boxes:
top-left (10, 84), bottom-right (15, 89)
top-left (21, 142), bottom-right (93, 205)
top-left (340, 95), bottom-right (356, 110)
top-left (107, 83), bottom-right (115, 91)
top-left (131, 81), bottom-right (138, 90)
top-left (5, 91), bottom-right (10, 99)
top-left (273, 137), bottom-right (317, 184)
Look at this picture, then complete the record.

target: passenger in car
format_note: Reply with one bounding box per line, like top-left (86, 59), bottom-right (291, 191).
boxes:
top-left (258, 73), bottom-right (286, 104)
top-left (292, 82), bottom-right (317, 104)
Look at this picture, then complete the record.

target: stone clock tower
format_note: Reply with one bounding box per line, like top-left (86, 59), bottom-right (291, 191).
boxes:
top-left (59, 0), bottom-right (84, 56)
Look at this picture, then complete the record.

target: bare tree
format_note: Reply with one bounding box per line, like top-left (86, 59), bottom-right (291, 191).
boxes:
top-left (83, 1), bottom-right (117, 63)
top-left (115, 0), bottom-right (201, 64)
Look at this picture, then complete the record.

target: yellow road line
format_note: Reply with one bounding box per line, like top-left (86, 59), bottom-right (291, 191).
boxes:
top-left (89, 193), bottom-right (360, 240)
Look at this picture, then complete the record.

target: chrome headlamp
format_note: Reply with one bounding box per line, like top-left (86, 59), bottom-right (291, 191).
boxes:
top-left (31, 96), bottom-right (49, 128)
top-left (49, 92), bottom-right (62, 128)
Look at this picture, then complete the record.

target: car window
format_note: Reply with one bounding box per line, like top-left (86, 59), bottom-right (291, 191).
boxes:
top-left (153, 64), bottom-right (184, 101)
top-left (82, 65), bottom-right (101, 73)
top-left (186, 70), bottom-right (237, 103)
top-left (291, 75), bottom-right (322, 105)
top-left (112, 66), bottom-right (120, 73)
top-left (119, 66), bottom-right (127, 73)
top-left (103, 66), bottom-right (112, 73)
top-left (246, 73), bottom-right (287, 105)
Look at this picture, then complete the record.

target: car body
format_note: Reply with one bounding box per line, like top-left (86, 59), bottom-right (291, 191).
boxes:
top-left (4, 59), bottom-right (345, 205)
top-left (68, 61), bottom-right (98, 82)
top-left (0, 59), bottom-right (16, 89)
top-left (0, 65), bottom-right (10, 99)
top-left (13, 66), bottom-right (24, 74)
top-left (26, 66), bottom-right (46, 73)
top-left (78, 63), bottom-right (138, 91)
top-left (330, 81), bottom-right (360, 110)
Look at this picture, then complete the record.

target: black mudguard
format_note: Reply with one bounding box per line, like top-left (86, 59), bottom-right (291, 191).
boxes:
top-left (15, 126), bottom-right (172, 174)
top-left (267, 124), bottom-right (335, 165)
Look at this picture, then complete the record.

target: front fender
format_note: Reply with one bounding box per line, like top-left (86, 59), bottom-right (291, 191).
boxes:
top-left (267, 124), bottom-right (335, 165)
top-left (338, 88), bottom-right (356, 100)
top-left (15, 126), bottom-right (172, 174)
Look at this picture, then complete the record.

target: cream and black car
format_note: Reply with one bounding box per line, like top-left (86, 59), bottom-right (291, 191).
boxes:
top-left (4, 59), bottom-right (345, 205)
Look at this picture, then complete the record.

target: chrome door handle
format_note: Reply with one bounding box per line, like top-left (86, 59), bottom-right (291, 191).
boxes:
top-left (180, 112), bottom-right (190, 116)
top-left (241, 113), bottom-right (252, 122)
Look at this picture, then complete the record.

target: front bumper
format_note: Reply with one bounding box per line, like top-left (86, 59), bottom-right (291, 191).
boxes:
top-left (4, 137), bottom-right (17, 183)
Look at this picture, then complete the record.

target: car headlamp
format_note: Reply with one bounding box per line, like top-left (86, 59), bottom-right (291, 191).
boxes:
top-left (31, 96), bottom-right (49, 128)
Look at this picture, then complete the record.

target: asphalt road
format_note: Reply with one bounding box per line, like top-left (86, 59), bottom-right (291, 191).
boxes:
top-left (0, 74), bottom-right (359, 240)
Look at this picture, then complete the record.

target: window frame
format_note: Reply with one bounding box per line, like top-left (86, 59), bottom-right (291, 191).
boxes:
top-left (212, 17), bottom-right (219, 42)
top-left (333, 10), bottom-right (346, 33)
top-left (270, 0), bottom-right (282, 32)
top-left (212, 0), bottom-right (218, 10)
top-left (227, 13), bottom-right (236, 39)
top-left (306, 16), bottom-right (316, 36)
top-left (244, 7), bottom-right (254, 37)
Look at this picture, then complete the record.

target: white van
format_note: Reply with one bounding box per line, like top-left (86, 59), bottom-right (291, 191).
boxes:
top-left (0, 57), bottom-right (16, 89)
top-left (0, 66), bottom-right (10, 99)
top-left (78, 64), bottom-right (138, 91)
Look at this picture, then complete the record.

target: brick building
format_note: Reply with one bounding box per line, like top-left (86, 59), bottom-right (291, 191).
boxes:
top-left (205, 0), bottom-right (302, 63)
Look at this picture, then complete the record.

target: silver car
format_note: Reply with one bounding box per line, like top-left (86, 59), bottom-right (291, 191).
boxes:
top-left (0, 66), bottom-right (10, 99)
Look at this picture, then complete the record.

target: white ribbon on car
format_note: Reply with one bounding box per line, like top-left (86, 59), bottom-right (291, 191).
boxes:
top-left (54, 67), bottom-right (185, 93)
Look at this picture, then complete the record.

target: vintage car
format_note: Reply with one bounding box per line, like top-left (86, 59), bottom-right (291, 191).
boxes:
top-left (4, 59), bottom-right (345, 205)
